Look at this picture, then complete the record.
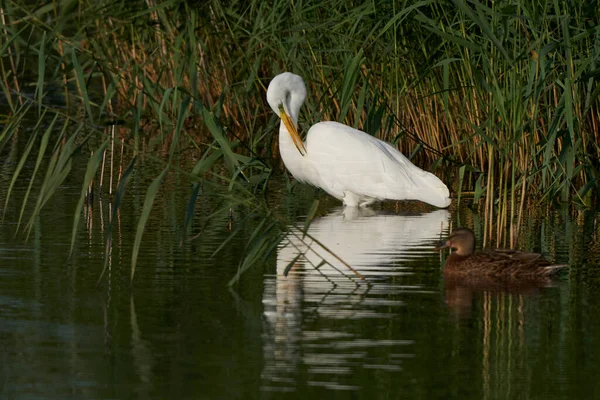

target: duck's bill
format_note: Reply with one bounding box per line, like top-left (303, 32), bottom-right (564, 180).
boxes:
top-left (434, 241), bottom-right (450, 251)
top-left (279, 106), bottom-right (307, 156)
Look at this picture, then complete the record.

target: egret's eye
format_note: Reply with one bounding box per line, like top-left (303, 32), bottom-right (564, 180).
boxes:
top-left (278, 103), bottom-right (285, 113)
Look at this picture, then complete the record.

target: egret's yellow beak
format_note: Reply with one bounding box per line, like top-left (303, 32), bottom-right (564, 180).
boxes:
top-left (278, 104), bottom-right (307, 156)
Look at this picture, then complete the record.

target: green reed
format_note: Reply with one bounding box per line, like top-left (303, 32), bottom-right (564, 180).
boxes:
top-left (0, 0), bottom-right (598, 281)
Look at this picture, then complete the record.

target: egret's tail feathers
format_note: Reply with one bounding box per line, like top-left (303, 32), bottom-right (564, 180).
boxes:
top-left (404, 171), bottom-right (451, 208)
top-left (383, 181), bottom-right (450, 208)
top-left (415, 184), bottom-right (451, 208)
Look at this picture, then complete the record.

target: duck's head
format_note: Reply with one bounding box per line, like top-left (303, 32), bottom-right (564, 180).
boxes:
top-left (435, 227), bottom-right (476, 256)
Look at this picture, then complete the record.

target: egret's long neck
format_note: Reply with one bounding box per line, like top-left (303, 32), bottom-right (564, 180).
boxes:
top-left (278, 122), bottom-right (305, 170)
top-left (279, 89), bottom-right (305, 159)
top-left (273, 82), bottom-right (313, 182)
top-left (278, 109), bottom-right (312, 184)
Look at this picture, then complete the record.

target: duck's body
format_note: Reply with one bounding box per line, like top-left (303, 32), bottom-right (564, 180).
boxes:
top-left (443, 248), bottom-right (566, 278)
top-left (266, 72), bottom-right (451, 208)
top-left (436, 228), bottom-right (567, 279)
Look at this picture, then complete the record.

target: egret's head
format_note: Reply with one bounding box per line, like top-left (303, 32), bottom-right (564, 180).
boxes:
top-left (266, 72), bottom-right (306, 123)
top-left (266, 72), bottom-right (308, 156)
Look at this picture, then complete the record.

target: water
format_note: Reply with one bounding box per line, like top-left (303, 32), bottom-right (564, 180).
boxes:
top-left (1, 159), bottom-right (600, 399)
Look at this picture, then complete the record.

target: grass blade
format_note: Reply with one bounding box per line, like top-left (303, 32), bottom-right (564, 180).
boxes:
top-left (339, 50), bottom-right (364, 121)
top-left (36, 31), bottom-right (45, 116)
top-left (70, 139), bottom-right (110, 255)
top-left (98, 156), bottom-right (137, 285)
top-left (2, 110), bottom-right (49, 221)
top-left (130, 166), bottom-right (169, 282)
top-left (198, 102), bottom-right (240, 176)
top-left (302, 199), bottom-right (319, 238)
top-left (71, 48), bottom-right (94, 123)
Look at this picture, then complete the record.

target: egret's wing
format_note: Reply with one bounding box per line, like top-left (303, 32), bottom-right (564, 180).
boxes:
top-left (373, 139), bottom-right (450, 202)
top-left (305, 122), bottom-right (447, 204)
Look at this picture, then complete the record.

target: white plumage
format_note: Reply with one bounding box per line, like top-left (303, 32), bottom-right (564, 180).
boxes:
top-left (266, 72), bottom-right (451, 208)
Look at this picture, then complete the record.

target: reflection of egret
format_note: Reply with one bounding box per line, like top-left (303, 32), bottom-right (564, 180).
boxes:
top-left (266, 72), bottom-right (451, 208)
top-left (261, 208), bottom-right (449, 391)
top-left (278, 207), bottom-right (450, 278)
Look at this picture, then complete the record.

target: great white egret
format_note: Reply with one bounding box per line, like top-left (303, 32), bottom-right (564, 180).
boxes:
top-left (266, 72), bottom-right (451, 208)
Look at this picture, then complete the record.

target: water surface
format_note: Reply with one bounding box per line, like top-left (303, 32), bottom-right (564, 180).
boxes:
top-left (1, 163), bottom-right (600, 399)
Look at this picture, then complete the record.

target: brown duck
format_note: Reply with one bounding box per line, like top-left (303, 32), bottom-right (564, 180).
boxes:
top-left (435, 227), bottom-right (567, 279)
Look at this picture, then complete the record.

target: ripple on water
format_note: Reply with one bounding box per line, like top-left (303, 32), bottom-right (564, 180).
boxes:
top-left (260, 208), bottom-right (450, 392)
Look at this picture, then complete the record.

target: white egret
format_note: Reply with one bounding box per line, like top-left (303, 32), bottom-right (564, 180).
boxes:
top-left (266, 72), bottom-right (451, 208)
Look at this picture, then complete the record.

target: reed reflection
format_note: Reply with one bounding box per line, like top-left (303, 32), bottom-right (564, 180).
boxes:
top-left (443, 275), bottom-right (557, 319)
top-left (261, 207), bottom-right (450, 392)
top-left (442, 264), bottom-right (566, 399)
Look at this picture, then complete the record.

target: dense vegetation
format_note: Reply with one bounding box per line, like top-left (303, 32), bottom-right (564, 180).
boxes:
top-left (1, 0), bottom-right (598, 280)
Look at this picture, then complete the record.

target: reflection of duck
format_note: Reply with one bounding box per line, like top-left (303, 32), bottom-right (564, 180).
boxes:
top-left (436, 227), bottom-right (568, 278)
top-left (443, 274), bottom-right (557, 319)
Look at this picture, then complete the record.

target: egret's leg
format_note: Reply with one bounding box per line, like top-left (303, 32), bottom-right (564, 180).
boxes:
top-left (342, 192), bottom-right (360, 207)
top-left (359, 198), bottom-right (377, 207)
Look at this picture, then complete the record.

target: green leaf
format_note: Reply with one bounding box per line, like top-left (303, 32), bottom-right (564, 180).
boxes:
top-left (36, 31), bottom-right (46, 116)
top-left (200, 105), bottom-right (240, 176)
top-left (169, 95), bottom-right (191, 160)
top-left (71, 49), bottom-right (94, 123)
top-left (191, 148), bottom-right (224, 177)
top-left (159, 87), bottom-right (174, 130)
top-left (98, 77), bottom-right (118, 119)
top-left (339, 50), bottom-right (364, 122)
top-left (451, 0), bottom-right (511, 61)
top-left (422, 25), bottom-right (482, 53)
top-left (303, 199), bottom-right (319, 238)
top-left (16, 116), bottom-right (62, 231)
top-left (182, 182), bottom-right (202, 237)
top-left (131, 166), bottom-right (169, 282)
top-left (283, 253), bottom-right (303, 277)
top-left (25, 130), bottom-right (84, 238)
top-left (377, 0), bottom-right (433, 39)
top-left (228, 220), bottom-right (278, 286)
top-left (473, 174), bottom-right (485, 203)
top-left (3, 111), bottom-right (50, 221)
top-left (457, 165), bottom-right (466, 204)
top-left (98, 156), bottom-right (137, 285)
top-left (70, 139), bottom-right (110, 256)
